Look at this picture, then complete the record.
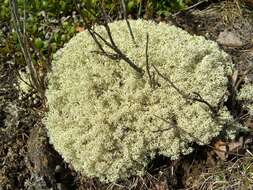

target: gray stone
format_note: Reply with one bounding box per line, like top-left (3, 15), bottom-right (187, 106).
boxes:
top-left (217, 30), bottom-right (243, 47)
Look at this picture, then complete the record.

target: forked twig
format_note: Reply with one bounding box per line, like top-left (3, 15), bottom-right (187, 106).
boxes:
top-left (80, 2), bottom-right (144, 75)
top-left (90, 26), bottom-right (143, 75)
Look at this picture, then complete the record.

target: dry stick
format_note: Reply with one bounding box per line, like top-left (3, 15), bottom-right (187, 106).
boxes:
top-left (82, 16), bottom-right (119, 59)
top-left (120, 0), bottom-right (137, 45)
top-left (9, 0), bottom-right (44, 97)
top-left (151, 63), bottom-right (217, 114)
top-left (191, 92), bottom-right (217, 114)
top-left (152, 64), bottom-right (187, 97)
top-left (99, 2), bottom-right (143, 75)
top-left (87, 28), bottom-right (106, 54)
top-left (79, 1), bottom-right (143, 75)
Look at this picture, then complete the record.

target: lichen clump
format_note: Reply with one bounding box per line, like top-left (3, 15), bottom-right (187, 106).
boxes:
top-left (44, 20), bottom-right (235, 182)
top-left (237, 82), bottom-right (253, 115)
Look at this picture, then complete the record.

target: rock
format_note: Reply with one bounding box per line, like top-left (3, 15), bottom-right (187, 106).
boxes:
top-left (217, 30), bottom-right (243, 47)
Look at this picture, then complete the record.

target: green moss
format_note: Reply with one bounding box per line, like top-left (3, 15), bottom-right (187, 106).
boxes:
top-left (44, 20), bottom-right (235, 182)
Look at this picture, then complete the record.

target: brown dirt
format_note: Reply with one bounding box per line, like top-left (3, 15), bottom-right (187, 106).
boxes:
top-left (1, 2), bottom-right (253, 190)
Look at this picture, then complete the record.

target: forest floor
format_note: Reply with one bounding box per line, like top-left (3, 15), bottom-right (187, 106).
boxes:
top-left (1, 2), bottom-right (253, 190)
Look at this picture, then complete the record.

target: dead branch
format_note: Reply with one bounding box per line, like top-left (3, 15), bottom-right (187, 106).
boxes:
top-left (75, 0), bottom-right (144, 75)
top-left (9, 0), bottom-right (44, 97)
top-left (79, 1), bottom-right (144, 76)
top-left (89, 26), bottom-right (144, 75)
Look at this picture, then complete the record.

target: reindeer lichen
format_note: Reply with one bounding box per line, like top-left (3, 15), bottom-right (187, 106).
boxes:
top-left (237, 83), bottom-right (253, 115)
top-left (44, 20), bottom-right (235, 182)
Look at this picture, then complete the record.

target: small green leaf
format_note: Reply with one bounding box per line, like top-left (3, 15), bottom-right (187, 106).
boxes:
top-left (34, 38), bottom-right (44, 49)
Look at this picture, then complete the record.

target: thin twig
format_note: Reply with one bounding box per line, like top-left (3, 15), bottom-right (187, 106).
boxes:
top-left (78, 1), bottom-right (144, 75)
top-left (152, 115), bottom-right (175, 133)
top-left (87, 28), bottom-right (106, 53)
top-left (145, 33), bottom-right (154, 88)
top-left (90, 27), bottom-right (143, 75)
top-left (120, 0), bottom-right (137, 45)
top-left (191, 92), bottom-right (217, 113)
top-left (152, 64), bottom-right (189, 97)
top-left (15, 68), bottom-right (35, 90)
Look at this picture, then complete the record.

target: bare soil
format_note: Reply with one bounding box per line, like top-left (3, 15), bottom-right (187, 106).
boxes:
top-left (1, 2), bottom-right (253, 190)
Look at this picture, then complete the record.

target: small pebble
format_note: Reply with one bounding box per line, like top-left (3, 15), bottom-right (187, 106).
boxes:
top-left (217, 30), bottom-right (243, 47)
top-left (55, 165), bottom-right (62, 173)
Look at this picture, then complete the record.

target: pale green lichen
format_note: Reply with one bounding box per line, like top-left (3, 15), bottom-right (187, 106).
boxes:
top-left (237, 83), bottom-right (253, 115)
top-left (44, 20), bottom-right (235, 182)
